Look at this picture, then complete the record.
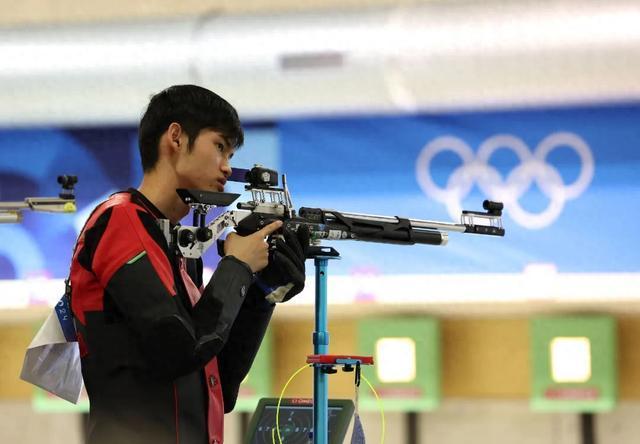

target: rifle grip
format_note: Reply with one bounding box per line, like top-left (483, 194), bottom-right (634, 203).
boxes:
top-left (236, 212), bottom-right (282, 236)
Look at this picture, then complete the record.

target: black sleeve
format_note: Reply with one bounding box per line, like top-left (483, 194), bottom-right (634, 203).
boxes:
top-left (105, 254), bottom-right (254, 380)
top-left (217, 284), bottom-right (275, 413)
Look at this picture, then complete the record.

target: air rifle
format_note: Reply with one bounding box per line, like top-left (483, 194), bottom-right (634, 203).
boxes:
top-left (0, 175), bottom-right (78, 223)
top-left (157, 166), bottom-right (504, 259)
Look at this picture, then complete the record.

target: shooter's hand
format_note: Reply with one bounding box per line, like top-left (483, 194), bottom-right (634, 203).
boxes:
top-left (224, 221), bottom-right (283, 273)
top-left (256, 225), bottom-right (310, 303)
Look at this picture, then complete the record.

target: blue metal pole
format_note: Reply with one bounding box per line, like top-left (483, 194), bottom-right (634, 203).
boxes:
top-left (313, 257), bottom-right (329, 444)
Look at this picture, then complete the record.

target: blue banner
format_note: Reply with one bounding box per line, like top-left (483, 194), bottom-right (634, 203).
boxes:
top-left (279, 104), bottom-right (640, 274)
top-left (1, 104), bottom-right (639, 283)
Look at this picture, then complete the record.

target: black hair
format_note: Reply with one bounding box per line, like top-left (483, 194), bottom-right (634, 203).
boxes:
top-left (138, 84), bottom-right (244, 172)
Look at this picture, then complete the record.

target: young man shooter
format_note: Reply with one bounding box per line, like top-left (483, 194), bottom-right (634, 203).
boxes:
top-left (70, 85), bottom-right (308, 444)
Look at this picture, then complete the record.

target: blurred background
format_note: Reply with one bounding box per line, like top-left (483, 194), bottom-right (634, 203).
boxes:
top-left (1, 0), bottom-right (639, 443)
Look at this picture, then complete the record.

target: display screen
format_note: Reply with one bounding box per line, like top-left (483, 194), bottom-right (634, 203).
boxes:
top-left (245, 400), bottom-right (354, 444)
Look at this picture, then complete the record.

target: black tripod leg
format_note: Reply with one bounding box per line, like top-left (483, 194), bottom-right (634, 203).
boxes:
top-left (580, 413), bottom-right (596, 444)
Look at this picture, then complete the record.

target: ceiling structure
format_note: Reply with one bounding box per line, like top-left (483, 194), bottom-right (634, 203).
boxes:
top-left (0, 0), bottom-right (640, 127)
top-left (0, 0), bottom-right (444, 27)
top-left (1, 0), bottom-right (639, 126)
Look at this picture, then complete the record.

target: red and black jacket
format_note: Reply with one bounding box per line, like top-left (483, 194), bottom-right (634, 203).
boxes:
top-left (70, 189), bottom-right (273, 444)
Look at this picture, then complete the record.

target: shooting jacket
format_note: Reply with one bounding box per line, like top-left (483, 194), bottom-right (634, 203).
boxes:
top-left (70, 189), bottom-right (273, 444)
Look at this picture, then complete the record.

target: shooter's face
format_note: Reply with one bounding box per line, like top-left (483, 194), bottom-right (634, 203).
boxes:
top-left (175, 129), bottom-right (235, 193)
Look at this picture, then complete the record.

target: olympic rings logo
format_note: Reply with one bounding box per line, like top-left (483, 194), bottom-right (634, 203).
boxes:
top-left (415, 132), bottom-right (595, 229)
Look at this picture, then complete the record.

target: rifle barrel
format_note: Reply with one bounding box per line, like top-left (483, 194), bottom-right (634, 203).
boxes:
top-left (335, 210), bottom-right (467, 233)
